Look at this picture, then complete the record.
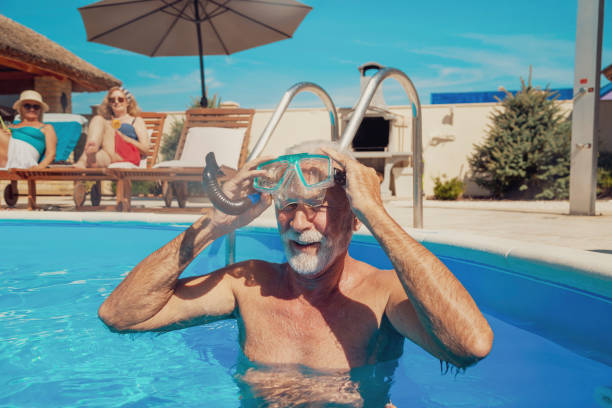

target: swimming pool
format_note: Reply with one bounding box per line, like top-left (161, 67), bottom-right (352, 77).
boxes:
top-left (1, 218), bottom-right (610, 407)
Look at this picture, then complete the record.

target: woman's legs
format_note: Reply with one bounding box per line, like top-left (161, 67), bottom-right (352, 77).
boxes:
top-left (75, 116), bottom-right (120, 168)
top-left (0, 129), bottom-right (11, 168)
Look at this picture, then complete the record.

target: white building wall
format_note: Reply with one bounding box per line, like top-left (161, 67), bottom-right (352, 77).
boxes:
top-left (161, 99), bottom-right (584, 198)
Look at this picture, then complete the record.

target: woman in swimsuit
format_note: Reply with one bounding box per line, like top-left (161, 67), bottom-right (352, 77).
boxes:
top-left (0, 90), bottom-right (57, 169)
top-left (74, 87), bottom-right (148, 168)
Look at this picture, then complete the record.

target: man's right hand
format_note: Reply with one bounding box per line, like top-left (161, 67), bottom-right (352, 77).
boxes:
top-left (210, 156), bottom-right (274, 234)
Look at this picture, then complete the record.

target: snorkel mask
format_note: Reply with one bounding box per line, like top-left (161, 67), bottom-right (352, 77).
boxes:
top-left (254, 153), bottom-right (345, 210)
top-left (202, 152), bottom-right (345, 215)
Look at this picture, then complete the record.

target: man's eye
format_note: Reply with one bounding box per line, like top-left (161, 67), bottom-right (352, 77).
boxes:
top-left (281, 203), bottom-right (298, 212)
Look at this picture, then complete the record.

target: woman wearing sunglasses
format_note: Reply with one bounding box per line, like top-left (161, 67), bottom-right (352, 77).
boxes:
top-left (74, 86), bottom-right (148, 168)
top-left (0, 90), bottom-right (57, 170)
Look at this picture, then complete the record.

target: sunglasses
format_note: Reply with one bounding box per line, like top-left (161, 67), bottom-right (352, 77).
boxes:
top-left (109, 97), bottom-right (125, 104)
top-left (23, 103), bottom-right (41, 111)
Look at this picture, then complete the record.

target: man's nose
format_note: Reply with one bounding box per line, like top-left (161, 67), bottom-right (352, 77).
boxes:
top-left (289, 205), bottom-right (313, 232)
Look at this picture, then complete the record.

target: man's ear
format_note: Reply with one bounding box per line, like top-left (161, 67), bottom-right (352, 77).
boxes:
top-left (352, 216), bottom-right (361, 232)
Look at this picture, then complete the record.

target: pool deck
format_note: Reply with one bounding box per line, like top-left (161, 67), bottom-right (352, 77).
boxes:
top-left (2, 195), bottom-right (612, 255)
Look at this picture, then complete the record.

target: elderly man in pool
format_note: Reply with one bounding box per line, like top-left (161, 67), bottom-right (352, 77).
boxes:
top-left (99, 142), bottom-right (493, 374)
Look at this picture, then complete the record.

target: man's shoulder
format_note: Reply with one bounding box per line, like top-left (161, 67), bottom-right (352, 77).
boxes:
top-left (346, 257), bottom-right (396, 287)
top-left (222, 259), bottom-right (281, 285)
top-left (349, 256), bottom-right (392, 276)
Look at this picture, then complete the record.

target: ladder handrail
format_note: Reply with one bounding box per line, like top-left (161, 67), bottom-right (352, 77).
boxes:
top-left (227, 70), bottom-right (423, 266)
top-left (339, 67), bottom-right (423, 229)
top-left (247, 82), bottom-right (339, 161)
top-left (227, 82), bottom-right (339, 265)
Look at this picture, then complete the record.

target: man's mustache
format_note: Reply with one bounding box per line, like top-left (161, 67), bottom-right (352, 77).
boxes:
top-left (283, 229), bottom-right (324, 245)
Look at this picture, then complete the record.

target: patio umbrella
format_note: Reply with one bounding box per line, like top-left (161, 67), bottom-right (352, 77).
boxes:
top-left (78, 0), bottom-right (312, 106)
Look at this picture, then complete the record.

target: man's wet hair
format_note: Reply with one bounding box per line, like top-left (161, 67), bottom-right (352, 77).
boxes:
top-left (284, 140), bottom-right (355, 159)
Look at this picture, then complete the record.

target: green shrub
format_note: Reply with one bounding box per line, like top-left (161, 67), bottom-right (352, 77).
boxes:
top-left (189, 94), bottom-right (222, 109)
top-left (110, 181), bottom-right (162, 196)
top-left (131, 181), bottom-right (162, 196)
top-left (468, 70), bottom-right (571, 199)
top-left (160, 116), bottom-right (184, 161)
top-left (433, 175), bottom-right (464, 200)
top-left (598, 152), bottom-right (612, 198)
top-left (598, 169), bottom-right (612, 197)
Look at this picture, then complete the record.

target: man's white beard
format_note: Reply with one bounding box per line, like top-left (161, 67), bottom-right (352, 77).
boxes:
top-left (281, 229), bottom-right (335, 276)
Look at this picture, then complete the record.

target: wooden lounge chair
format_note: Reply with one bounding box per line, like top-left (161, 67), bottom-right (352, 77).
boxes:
top-left (0, 170), bottom-right (22, 208)
top-left (88, 111), bottom-right (168, 206)
top-left (1, 112), bottom-right (167, 210)
top-left (110, 108), bottom-right (254, 211)
top-left (1, 113), bottom-right (88, 207)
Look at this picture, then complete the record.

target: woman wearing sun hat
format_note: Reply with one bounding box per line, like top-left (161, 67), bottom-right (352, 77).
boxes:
top-left (0, 90), bottom-right (57, 169)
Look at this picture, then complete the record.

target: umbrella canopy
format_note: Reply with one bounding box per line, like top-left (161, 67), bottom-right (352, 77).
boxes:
top-left (78, 0), bottom-right (312, 105)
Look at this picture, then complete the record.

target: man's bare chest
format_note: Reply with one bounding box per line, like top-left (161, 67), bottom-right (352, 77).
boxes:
top-left (236, 293), bottom-right (387, 369)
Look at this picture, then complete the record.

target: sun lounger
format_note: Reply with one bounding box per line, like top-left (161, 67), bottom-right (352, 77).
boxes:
top-left (87, 112), bottom-right (167, 207)
top-left (0, 169), bottom-right (22, 208)
top-left (1, 112), bottom-right (166, 210)
top-left (12, 167), bottom-right (113, 210)
top-left (110, 108), bottom-right (253, 211)
top-left (1, 113), bottom-right (87, 208)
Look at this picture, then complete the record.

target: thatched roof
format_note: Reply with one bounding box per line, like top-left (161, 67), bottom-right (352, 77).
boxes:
top-left (0, 14), bottom-right (121, 92)
top-left (603, 64), bottom-right (612, 82)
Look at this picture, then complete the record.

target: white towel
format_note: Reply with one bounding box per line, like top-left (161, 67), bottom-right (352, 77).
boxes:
top-left (5, 138), bottom-right (40, 169)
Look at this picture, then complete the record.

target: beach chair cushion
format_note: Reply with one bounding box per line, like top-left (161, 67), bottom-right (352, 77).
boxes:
top-left (15, 113), bottom-right (87, 162)
top-left (48, 121), bottom-right (83, 161)
top-left (154, 126), bottom-right (246, 168)
top-left (108, 158), bottom-right (148, 169)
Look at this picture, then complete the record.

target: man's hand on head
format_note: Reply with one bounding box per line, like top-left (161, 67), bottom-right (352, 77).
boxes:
top-left (320, 147), bottom-right (384, 222)
top-left (211, 155), bottom-right (273, 233)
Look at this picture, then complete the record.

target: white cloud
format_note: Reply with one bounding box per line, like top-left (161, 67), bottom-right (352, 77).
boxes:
top-left (99, 48), bottom-right (136, 56)
top-left (406, 32), bottom-right (577, 91)
top-left (459, 33), bottom-right (574, 56)
top-left (353, 39), bottom-right (383, 48)
top-left (331, 57), bottom-right (360, 66)
top-left (137, 71), bottom-right (161, 79)
top-left (222, 55), bottom-right (265, 66)
top-left (130, 69), bottom-right (223, 98)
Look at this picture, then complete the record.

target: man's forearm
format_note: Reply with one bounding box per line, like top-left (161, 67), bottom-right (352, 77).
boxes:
top-left (98, 213), bottom-right (222, 330)
top-left (361, 206), bottom-right (493, 366)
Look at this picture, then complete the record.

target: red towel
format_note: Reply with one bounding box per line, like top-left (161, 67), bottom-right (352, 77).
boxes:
top-left (114, 132), bottom-right (140, 165)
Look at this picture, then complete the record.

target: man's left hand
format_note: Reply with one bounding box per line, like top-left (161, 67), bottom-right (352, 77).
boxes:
top-left (320, 147), bottom-right (384, 222)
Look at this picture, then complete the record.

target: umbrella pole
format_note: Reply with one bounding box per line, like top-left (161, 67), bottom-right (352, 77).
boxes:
top-left (198, 52), bottom-right (207, 107)
top-left (194, 0), bottom-right (207, 107)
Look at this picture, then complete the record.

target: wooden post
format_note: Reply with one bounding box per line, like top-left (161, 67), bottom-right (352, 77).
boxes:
top-left (116, 177), bottom-right (131, 212)
top-left (27, 179), bottom-right (37, 210)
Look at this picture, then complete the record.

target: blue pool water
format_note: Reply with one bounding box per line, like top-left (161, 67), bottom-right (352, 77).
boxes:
top-left (0, 220), bottom-right (610, 407)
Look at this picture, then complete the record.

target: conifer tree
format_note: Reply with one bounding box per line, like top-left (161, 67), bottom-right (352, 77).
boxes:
top-left (468, 69), bottom-right (571, 199)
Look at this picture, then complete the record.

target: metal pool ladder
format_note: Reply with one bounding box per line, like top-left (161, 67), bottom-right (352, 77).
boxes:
top-left (225, 69), bottom-right (423, 264)
top-left (339, 66), bottom-right (423, 229)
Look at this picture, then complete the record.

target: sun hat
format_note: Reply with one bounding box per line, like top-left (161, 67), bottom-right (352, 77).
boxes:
top-left (12, 90), bottom-right (49, 112)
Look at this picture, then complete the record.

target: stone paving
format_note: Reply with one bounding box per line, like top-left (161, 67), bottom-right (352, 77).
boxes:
top-left (387, 199), bottom-right (612, 253)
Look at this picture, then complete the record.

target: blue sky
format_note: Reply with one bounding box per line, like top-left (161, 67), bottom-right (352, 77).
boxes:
top-left (2, 0), bottom-right (611, 113)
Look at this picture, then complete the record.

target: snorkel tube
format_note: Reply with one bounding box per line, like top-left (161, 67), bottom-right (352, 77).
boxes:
top-left (202, 152), bottom-right (260, 215)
